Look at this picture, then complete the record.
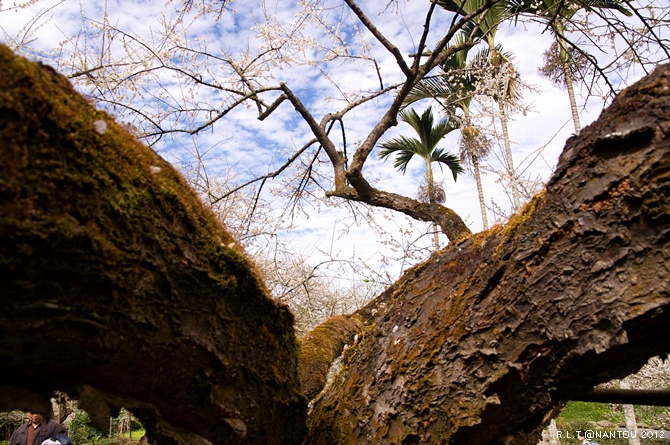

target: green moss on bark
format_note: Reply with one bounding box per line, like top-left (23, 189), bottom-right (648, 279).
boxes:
top-left (299, 315), bottom-right (361, 400)
top-left (0, 44), bottom-right (306, 445)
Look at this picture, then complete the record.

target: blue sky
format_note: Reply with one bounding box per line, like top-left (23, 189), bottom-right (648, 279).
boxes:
top-left (1, 0), bottom-right (665, 291)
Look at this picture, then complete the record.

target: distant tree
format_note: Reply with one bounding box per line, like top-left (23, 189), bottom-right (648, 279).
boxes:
top-left (379, 106), bottom-right (464, 247)
top-left (404, 34), bottom-right (494, 229)
top-left (181, 159), bottom-right (382, 334)
top-left (512, 0), bottom-right (633, 135)
top-left (436, 0), bottom-right (525, 210)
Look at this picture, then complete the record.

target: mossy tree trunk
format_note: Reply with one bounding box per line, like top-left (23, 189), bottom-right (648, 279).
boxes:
top-left (0, 45), bottom-right (306, 445)
top-left (303, 65), bottom-right (670, 444)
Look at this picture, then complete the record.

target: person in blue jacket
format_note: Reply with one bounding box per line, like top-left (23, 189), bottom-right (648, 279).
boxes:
top-left (577, 430), bottom-right (599, 445)
top-left (8, 411), bottom-right (67, 445)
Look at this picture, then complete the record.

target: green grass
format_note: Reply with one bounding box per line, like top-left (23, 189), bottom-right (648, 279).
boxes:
top-left (555, 401), bottom-right (669, 445)
top-left (558, 402), bottom-right (615, 422)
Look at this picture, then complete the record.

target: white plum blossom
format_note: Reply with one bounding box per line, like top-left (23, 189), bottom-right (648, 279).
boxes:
top-left (93, 119), bottom-right (107, 134)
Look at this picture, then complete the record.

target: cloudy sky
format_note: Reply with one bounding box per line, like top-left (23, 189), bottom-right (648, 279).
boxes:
top-left (1, 0), bottom-right (664, 290)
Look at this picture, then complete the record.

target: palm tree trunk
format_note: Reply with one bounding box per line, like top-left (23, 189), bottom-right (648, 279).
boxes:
top-left (498, 100), bottom-right (520, 210)
top-left (471, 154), bottom-right (489, 230)
top-left (426, 161), bottom-right (440, 248)
top-left (556, 23), bottom-right (581, 136)
top-left (564, 61), bottom-right (582, 135)
top-left (432, 223), bottom-right (440, 248)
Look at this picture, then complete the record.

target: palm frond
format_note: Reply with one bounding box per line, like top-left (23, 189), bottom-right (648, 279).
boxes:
top-left (442, 32), bottom-right (473, 71)
top-left (398, 108), bottom-right (431, 152)
top-left (436, 0), bottom-right (509, 46)
top-left (431, 148), bottom-right (465, 181)
top-left (435, 0), bottom-right (465, 13)
top-left (582, 0), bottom-right (632, 16)
top-left (378, 136), bottom-right (423, 174)
top-left (392, 149), bottom-right (418, 174)
top-left (428, 117), bottom-right (458, 149)
top-left (403, 77), bottom-right (453, 110)
top-left (378, 107), bottom-right (460, 179)
top-left (398, 107), bottom-right (455, 153)
top-left (512, 0), bottom-right (632, 22)
top-left (404, 69), bottom-right (475, 115)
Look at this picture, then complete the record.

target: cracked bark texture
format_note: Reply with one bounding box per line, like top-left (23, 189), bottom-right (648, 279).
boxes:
top-left (305, 65), bottom-right (670, 444)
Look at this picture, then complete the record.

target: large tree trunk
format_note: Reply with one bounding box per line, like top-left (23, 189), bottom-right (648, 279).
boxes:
top-left (304, 64), bottom-right (670, 444)
top-left (1, 46), bottom-right (670, 445)
top-left (0, 45), bottom-right (306, 445)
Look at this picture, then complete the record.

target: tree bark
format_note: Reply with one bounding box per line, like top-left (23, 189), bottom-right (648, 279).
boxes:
top-left (305, 64), bottom-right (670, 444)
top-left (0, 44), bottom-right (306, 445)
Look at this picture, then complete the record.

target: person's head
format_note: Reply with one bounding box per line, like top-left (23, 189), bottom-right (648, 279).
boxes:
top-left (26, 412), bottom-right (45, 426)
top-left (577, 431), bottom-right (586, 441)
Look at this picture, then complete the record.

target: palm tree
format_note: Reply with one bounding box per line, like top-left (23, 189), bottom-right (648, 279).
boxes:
top-left (458, 118), bottom-right (493, 229)
top-left (379, 107), bottom-right (464, 248)
top-left (511, 0), bottom-right (632, 134)
top-left (471, 45), bottom-right (524, 210)
top-left (436, 0), bottom-right (525, 210)
top-left (404, 35), bottom-right (493, 230)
